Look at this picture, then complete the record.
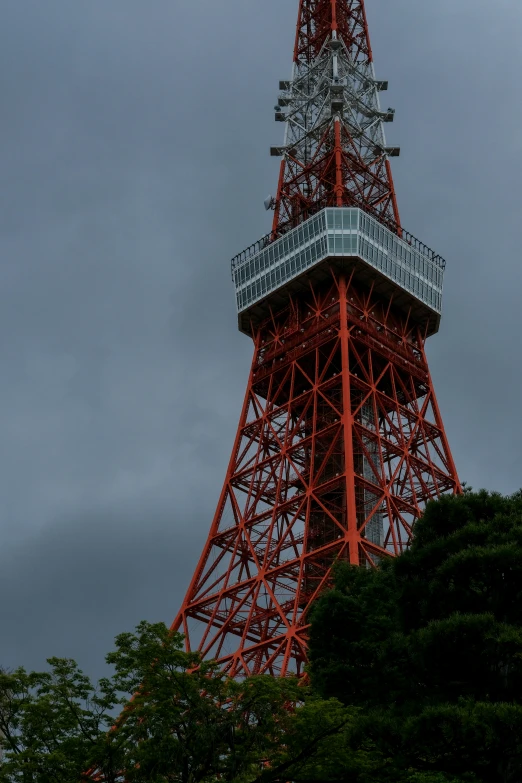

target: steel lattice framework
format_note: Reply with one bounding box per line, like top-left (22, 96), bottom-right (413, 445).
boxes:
top-left (172, 0), bottom-right (460, 678)
top-left (272, 0), bottom-right (400, 236)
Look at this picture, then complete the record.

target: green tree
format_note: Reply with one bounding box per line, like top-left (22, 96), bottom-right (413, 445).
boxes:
top-left (105, 620), bottom-right (302, 783)
top-left (105, 622), bottom-right (385, 783)
top-left (0, 659), bottom-right (122, 782)
top-left (0, 622), bottom-right (359, 783)
top-left (308, 490), bottom-right (522, 782)
top-left (6, 491), bottom-right (521, 782)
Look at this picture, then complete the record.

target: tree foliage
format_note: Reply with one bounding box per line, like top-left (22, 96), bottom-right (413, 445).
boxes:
top-left (3, 491), bottom-right (522, 782)
top-left (0, 659), bottom-right (121, 782)
top-left (104, 621), bottom-right (302, 783)
top-left (309, 490), bottom-right (522, 782)
top-left (0, 623), bottom-right (356, 783)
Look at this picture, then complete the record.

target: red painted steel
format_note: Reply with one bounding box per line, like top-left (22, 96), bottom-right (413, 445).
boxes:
top-left (173, 272), bottom-right (460, 676)
top-left (273, 0), bottom-right (399, 238)
top-left (172, 0), bottom-right (460, 677)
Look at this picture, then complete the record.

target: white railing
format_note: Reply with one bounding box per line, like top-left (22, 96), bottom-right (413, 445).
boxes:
top-left (231, 208), bottom-right (445, 316)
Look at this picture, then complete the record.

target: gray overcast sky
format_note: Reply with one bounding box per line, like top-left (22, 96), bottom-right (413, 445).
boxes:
top-left (1, 0), bottom-right (521, 678)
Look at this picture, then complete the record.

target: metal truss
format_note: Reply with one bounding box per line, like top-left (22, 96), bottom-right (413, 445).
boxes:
top-left (172, 270), bottom-right (460, 677)
top-left (272, 0), bottom-right (400, 236)
top-left (84, 7), bottom-right (458, 779)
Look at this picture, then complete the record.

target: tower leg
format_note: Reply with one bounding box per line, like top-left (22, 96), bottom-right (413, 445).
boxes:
top-left (172, 270), bottom-right (460, 676)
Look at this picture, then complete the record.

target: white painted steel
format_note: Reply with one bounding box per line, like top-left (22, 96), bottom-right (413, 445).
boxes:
top-left (231, 207), bottom-right (444, 317)
top-left (274, 28), bottom-right (391, 167)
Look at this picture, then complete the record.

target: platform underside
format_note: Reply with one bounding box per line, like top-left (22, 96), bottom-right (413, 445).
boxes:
top-left (238, 255), bottom-right (440, 338)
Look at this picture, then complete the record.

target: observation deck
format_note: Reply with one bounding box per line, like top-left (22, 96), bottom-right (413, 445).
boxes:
top-left (231, 208), bottom-right (445, 337)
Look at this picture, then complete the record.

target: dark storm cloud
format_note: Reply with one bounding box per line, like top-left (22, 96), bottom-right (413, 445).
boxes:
top-left (0, 503), bottom-right (204, 679)
top-left (1, 0), bottom-right (521, 675)
top-left (369, 0), bottom-right (522, 488)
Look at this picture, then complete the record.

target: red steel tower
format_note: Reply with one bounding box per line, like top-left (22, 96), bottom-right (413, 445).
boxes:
top-left (172, 0), bottom-right (460, 678)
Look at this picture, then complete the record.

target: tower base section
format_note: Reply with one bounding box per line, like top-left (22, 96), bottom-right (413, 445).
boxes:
top-left (173, 269), bottom-right (459, 677)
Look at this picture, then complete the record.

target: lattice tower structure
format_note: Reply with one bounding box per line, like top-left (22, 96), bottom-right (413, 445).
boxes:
top-left (172, 0), bottom-right (460, 679)
top-left (272, 0), bottom-right (400, 236)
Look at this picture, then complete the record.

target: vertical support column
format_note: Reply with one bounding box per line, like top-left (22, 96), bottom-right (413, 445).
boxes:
top-left (293, 0), bottom-right (306, 62)
top-left (339, 275), bottom-right (359, 565)
top-left (272, 159), bottom-right (287, 237)
top-left (330, 0), bottom-right (337, 30)
top-left (385, 159), bottom-right (401, 232)
top-left (419, 341), bottom-right (462, 496)
top-left (171, 332), bottom-right (262, 643)
top-left (334, 119), bottom-right (344, 207)
top-left (359, 0), bottom-right (373, 62)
